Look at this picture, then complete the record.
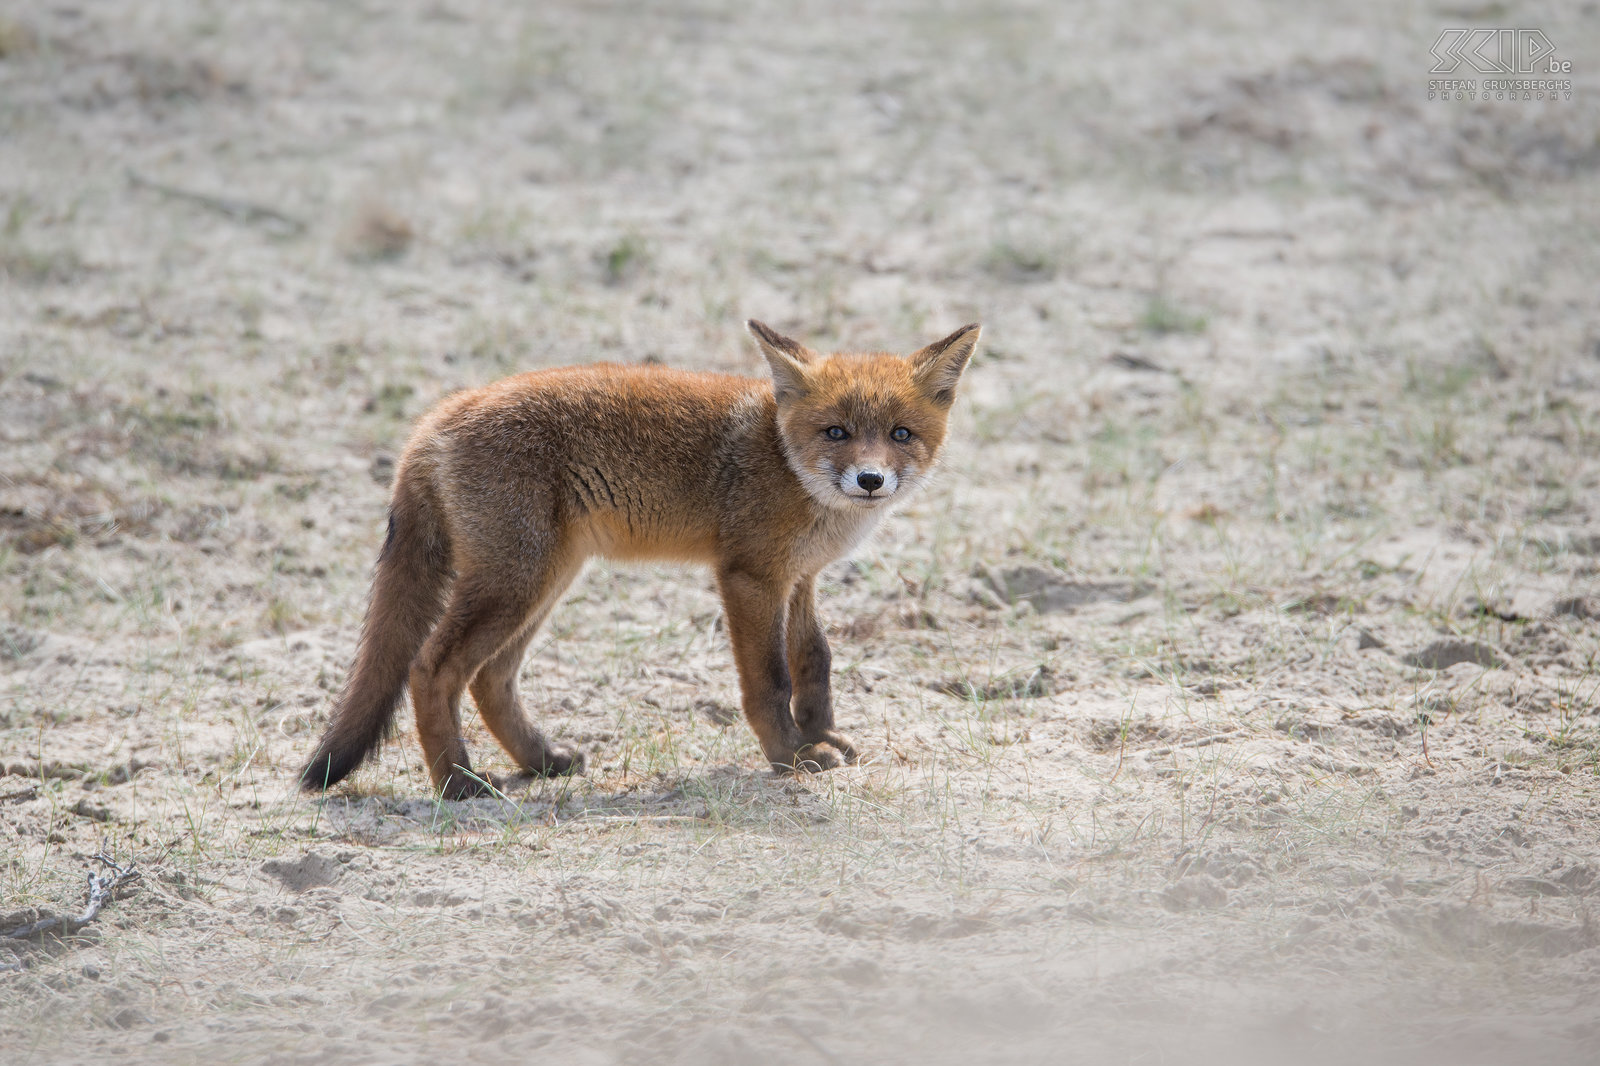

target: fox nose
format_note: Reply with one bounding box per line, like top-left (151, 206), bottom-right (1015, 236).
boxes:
top-left (856, 471), bottom-right (884, 493)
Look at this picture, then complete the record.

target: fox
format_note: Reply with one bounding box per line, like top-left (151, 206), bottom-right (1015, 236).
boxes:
top-left (299, 319), bottom-right (981, 798)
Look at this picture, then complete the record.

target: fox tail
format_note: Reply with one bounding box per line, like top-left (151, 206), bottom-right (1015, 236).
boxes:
top-left (299, 466), bottom-right (449, 791)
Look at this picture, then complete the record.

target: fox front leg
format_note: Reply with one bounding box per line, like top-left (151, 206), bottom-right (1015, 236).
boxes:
top-left (717, 567), bottom-right (844, 772)
top-left (786, 575), bottom-right (858, 762)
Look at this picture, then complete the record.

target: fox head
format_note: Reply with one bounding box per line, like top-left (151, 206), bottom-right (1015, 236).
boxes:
top-left (747, 320), bottom-right (981, 513)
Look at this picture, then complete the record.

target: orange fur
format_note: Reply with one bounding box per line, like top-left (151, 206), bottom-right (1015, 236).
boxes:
top-left (300, 321), bottom-right (980, 797)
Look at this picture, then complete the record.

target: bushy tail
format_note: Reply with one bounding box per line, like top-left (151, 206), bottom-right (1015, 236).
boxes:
top-left (300, 469), bottom-right (450, 792)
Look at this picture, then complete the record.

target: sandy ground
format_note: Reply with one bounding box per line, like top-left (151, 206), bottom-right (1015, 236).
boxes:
top-left (3, 1), bottom-right (1600, 1062)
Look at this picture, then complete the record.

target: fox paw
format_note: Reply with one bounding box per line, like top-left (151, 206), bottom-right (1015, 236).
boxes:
top-left (526, 744), bottom-right (585, 777)
top-left (771, 742), bottom-right (846, 774)
top-left (810, 730), bottom-right (861, 763)
top-left (438, 770), bottom-right (496, 800)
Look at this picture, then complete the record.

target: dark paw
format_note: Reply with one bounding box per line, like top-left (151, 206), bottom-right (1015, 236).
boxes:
top-left (527, 745), bottom-right (585, 777)
top-left (438, 770), bottom-right (495, 800)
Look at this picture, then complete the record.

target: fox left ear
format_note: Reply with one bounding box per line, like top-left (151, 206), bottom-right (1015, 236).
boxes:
top-left (747, 319), bottom-right (816, 404)
top-left (910, 323), bottom-right (981, 408)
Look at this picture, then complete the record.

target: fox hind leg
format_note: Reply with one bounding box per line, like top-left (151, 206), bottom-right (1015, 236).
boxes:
top-left (469, 562), bottom-right (585, 779)
top-left (410, 559), bottom-right (573, 798)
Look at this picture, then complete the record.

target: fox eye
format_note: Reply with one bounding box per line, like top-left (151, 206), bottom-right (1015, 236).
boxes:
top-left (825, 426), bottom-right (850, 441)
top-left (891, 427), bottom-right (912, 442)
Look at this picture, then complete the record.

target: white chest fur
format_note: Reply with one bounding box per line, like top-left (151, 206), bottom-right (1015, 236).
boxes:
top-left (791, 507), bottom-right (884, 577)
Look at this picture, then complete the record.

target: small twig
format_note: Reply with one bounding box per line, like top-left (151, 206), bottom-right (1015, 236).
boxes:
top-left (1109, 351), bottom-right (1169, 374)
top-left (127, 170), bottom-right (305, 236)
top-left (3, 854), bottom-right (141, 944)
top-left (1145, 729), bottom-right (1246, 758)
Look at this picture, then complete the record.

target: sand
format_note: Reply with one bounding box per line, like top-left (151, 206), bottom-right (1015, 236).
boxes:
top-left (3, 1), bottom-right (1600, 1062)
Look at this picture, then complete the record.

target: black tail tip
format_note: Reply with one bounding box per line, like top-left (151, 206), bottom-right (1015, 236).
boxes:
top-left (298, 752), bottom-right (356, 793)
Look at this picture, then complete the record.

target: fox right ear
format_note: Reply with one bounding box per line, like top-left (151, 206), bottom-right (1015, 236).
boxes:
top-left (747, 320), bottom-right (814, 404)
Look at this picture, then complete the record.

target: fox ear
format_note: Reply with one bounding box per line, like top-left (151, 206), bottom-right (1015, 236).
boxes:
top-left (910, 323), bottom-right (981, 408)
top-left (747, 319), bottom-right (815, 404)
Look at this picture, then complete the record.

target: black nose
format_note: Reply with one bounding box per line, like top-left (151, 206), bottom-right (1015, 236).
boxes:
top-left (856, 471), bottom-right (884, 493)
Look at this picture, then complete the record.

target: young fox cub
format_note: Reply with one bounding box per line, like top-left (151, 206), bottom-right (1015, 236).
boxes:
top-left (300, 320), bottom-right (980, 797)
